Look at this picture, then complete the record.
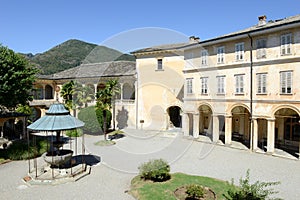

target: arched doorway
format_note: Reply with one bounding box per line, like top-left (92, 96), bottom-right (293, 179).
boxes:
top-left (231, 106), bottom-right (250, 148)
top-left (123, 83), bottom-right (135, 100)
top-left (45, 85), bottom-right (53, 99)
top-left (275, 108), bottom-right (300, 158)
top-left (167, 106), bottom-right (182, 128)
top-left (198, 105), bottom-right (212, 137)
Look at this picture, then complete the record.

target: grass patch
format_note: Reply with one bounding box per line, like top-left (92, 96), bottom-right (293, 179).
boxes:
top-left (65, 129), bottom-right (83, 137)
top-left (0, 158), bottom-right (8, 164)
top-left (94, 140), bottom-right (116, 146)
top-left (129, 172), bottom-right (233, 200)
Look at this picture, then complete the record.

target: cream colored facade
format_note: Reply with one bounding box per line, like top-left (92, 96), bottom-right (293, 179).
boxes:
top-left (134, 15), bottom-right (300, 158)
top-left (133, 50), bottom-right (185, 130)
top-left (183, 15), bottom-right (300, 157)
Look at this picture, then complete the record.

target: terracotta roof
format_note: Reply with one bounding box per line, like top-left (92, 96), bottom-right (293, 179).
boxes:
top-left (42, 61), bottom-right (136, 80)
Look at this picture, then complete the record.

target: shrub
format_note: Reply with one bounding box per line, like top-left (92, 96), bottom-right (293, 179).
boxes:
top-left (4, 138), bottom-right (47, 160)
top-left (186, 184), bottom-right (205, 199)
top-left (78, 106), bottom-right (111, 134)
top-left (65, 129), bottom-right (83, 137)
top-left (138, 159), bottom-right (170, 182)
top-left (224, 169), bottom-right (280, 200)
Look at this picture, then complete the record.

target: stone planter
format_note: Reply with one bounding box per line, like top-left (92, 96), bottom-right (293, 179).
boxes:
top-left (43, 149), bottom-right (73, 167)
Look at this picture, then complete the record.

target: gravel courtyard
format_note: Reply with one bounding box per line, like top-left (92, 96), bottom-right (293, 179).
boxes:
top-left (1, 128), bottom-right (300, 199)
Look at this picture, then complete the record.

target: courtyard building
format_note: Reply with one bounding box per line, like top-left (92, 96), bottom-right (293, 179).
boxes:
top-left (182, 14), bottom-right (300, 157)
top-left (30, 61), bottom-right (136, 129)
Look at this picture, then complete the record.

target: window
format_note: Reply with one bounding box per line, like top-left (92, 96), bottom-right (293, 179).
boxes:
top-left (201, 77), bottom-right (208, 94)
top-left (280, 71), bottom-right (292, 94)
top-left (186, 78), bottom-right (193, 94)
top-left (281, 34), bottom-right (292, 55)
top-left (201, 50), bottom-right (208, 66)
top-left (256, 39), bottom-right (267, 59)
top-left (256, 73), bottom-right (267, 94)
top-left (235, 74), bottom-right (244, 94)
top-left (157, 59), bottom-right (163, 70)
top-left (185, 52), bottom-right (194, 68)
top-left (235, 43), bottom-right (244, 61)
top-left (217, 46), bottom-right (225, 63)
top-left (217, 76), bottom-right (225, 94)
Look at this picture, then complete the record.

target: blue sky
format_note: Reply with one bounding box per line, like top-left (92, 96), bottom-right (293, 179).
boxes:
top-left (1, 0), bottom-right (299, 54)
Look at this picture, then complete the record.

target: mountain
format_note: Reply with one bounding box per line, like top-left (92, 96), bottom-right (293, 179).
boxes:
top-left (24, 39), bottom-right (135, 75)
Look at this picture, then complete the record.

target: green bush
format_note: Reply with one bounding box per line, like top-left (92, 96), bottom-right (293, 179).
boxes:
top-left (65, 129), bottom-right (83, 137)
top-left (138, 159), bottom-right (170, 182)
top-left (2, 138), bottom-right (47, 160)
top-left (224, 169), bottom-right (281, 200)
top-left (78, 106), bottom-right (111, 134)
top-left (186, 184), bottom-right (205, 199)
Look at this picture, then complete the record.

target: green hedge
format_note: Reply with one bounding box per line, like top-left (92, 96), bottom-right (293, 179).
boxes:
top-left (78, 106), bottom-right (111, 134)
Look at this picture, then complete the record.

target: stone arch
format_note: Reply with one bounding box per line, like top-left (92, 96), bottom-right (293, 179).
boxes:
top-left (273, 107), bottom-right (300, 158)
top-left (231, 105), bottom-right (251, 148)
top-left (198, 104), bottom-right (213, 136)
top-left (122, 83), bottom-right (135, 100)
top-left (271, 105), bottom-right (300, 118)
top-left (227, 103), bottom-right (250, 116)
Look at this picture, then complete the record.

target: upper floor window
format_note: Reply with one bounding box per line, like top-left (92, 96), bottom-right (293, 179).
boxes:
top-left (235, 74), bottom-right (244, 94)
top-left (281, 33), bottom-right (292, 55)
top-left (256, 38), bottom-right (267, 59)
top-left (217, 46), bottom-right (225, 64)
top-left (186, 78), bottom-right (193, 94)
top-left (185, 52), bottom-right (194, 68)
top-left (157, 58), bottom-right (163, 70)
top-left (201, 77), bottom-right (208, 94)
top-left (280, 71), bottom-right (292, 94)
top-left (217, 76), bottom-right (225, 94)
top-left (235, 43), bottom-right (244, 61)
top-left (201, 50), bottom-right (208, 66)
top-left (256, 73), bottom-right (267, 94)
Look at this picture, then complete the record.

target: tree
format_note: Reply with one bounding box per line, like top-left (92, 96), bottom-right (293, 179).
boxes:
top-left (96, 79), bottom-right (119, 140)
top-left (60, 80), bottom-right (75, 111)
top-left (60, 80), bottom-right (94, 116)
top-left (0, 45), bottom-right (38, 110)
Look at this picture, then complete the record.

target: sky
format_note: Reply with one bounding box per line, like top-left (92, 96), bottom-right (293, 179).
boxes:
top-left (1, 0), bottom-right (299, 54)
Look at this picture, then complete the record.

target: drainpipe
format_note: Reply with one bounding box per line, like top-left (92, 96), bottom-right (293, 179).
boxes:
top-left (248, 34), bottom-right (254, 151)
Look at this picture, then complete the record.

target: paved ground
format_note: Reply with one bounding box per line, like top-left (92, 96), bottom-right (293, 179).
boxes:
top-left (1, 129), bottom-right (300, 199)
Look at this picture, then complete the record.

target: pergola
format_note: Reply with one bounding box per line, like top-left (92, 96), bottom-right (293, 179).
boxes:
top-left (27, 103), bottom-right (86, 180)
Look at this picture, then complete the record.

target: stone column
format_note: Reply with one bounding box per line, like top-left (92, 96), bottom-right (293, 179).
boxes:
top-left (182, 113), bottom-right (189, 136)
top-left (120, 83), bottom-right (124, 101)
top-left (267, 118), bottom-right (275, 154)
top-left (42, 85), bottom-right (46, 100)
top-left (225, 115), bottom-right (232, 145)
top-left (93, 84), bottom-right (97, 103)
top-left (251, 118), bottom-right (258, 150)
top-left (212, 115), bottom-right (219, 143)
top-left (193, 113), bottom-right (199, 138)
top-left (165, 112), bottom-right (169, 130)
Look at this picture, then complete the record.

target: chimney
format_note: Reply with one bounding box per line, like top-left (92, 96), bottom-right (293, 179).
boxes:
top-left (189, 36), bottom-right (200, 43)
top-left (258, 15), bottom-right (267, 26)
